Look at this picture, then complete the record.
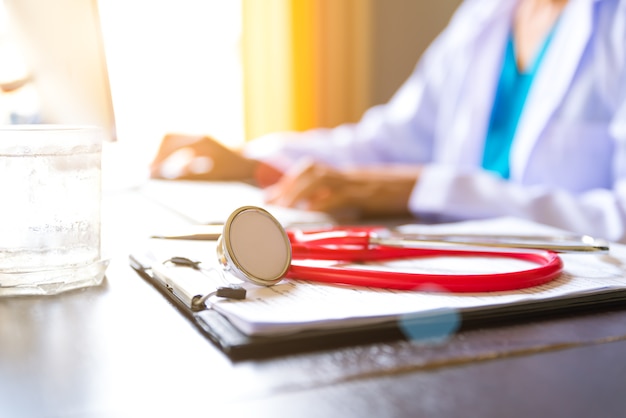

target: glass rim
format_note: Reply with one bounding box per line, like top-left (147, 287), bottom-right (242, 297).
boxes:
top-left (0, 124), bottom-right (104, 132)
top-left (0, 124), bottom-right (103, 155)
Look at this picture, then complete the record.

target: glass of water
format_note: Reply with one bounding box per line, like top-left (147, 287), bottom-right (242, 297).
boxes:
top-left (0, 125), bottom-right (108, 296)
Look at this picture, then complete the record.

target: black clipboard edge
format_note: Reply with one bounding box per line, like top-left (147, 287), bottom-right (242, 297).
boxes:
top-left (130, 253), bottom-right (406, 360)
top-left (130, 254), bottom-right (626, 361)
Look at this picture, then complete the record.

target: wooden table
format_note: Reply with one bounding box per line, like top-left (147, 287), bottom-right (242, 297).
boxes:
top-left (1, 187), bottom-right (625, 417)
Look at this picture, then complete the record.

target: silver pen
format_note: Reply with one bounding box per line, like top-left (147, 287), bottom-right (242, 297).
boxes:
top-left (150, 224), bottom-right (224, 241)
top-left (151, 226), bottom-right (610, 254)
top-left (374, 232), bottom-right (610, 253)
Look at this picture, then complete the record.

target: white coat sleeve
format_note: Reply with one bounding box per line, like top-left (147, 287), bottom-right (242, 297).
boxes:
top-left (242, 1), bottom-right (477, 172)
top-left (242, 64), bottom-right (439, 172)
top-left (411, 92), bottom-right (626, 243)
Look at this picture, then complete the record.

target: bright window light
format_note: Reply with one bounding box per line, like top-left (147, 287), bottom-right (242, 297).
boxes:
top-left (98, 0), bottom-right (244, 158)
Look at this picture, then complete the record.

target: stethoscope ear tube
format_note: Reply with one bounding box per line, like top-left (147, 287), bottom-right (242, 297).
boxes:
top-left (287, 249), bottom-right (563, 293)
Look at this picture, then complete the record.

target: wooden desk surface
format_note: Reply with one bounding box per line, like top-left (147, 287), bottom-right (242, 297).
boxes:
top-left (1, 187), bottom-right (625, 417)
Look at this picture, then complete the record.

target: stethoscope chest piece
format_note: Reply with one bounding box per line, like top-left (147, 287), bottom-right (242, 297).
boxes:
top-left (217, 206), bottom-right (292, 286)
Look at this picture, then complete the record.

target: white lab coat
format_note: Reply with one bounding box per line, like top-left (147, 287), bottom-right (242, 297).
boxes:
top-left (245, 0), bottom-right (626, 242)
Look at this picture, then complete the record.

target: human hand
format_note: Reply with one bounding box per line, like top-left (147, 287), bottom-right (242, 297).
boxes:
top-left (150, 133), bottom-right (257, 181)
top-left (264, 159), bottom-right (419, 219)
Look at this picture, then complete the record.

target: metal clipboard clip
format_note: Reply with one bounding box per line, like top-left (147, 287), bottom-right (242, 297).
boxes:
top-left (130, 253), bottom-right (246, 312)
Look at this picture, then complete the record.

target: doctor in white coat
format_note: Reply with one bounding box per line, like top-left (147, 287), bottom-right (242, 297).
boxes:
top-left (151, 0), bottom-right (626, 242)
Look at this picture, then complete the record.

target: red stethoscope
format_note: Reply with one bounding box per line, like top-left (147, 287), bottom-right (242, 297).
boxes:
top-left (285, 228), bottom-right (561, 292)
top-left (214, 206), bottom-right (608, 293)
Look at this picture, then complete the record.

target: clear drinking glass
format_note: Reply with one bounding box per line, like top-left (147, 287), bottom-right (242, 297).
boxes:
top-left (0, 125), bottom-right (108, 296)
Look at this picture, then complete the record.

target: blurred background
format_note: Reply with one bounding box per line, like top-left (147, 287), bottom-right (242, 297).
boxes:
top-left (0, 0), bottom-right (461, 175)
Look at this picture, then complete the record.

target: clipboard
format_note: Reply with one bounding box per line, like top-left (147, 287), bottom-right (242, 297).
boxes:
top-left (129, 253), bottom-right (412, 359)
top-left (129, 248), bottom-right (626, 360)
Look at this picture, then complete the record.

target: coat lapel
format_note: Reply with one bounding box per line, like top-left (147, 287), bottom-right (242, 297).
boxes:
top-left (440, 1), bottom-right (516, 166)
top-left (510, 0), bottom-right (596, 179)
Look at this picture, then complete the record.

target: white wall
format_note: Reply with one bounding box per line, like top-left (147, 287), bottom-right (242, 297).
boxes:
top-left (370, 0), bottom-right (462, 105)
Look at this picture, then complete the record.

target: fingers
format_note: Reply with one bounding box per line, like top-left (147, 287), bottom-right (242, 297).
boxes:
top-left (150, 133), bottom-right (203, 167)
top-left (149, 133), bottom-right (205, 178)
top-left (263, 160), bottom-right (416, 220)
top-left (264, 160), bottom-right (351, 213)
top-left (150, 134), bottom-right (256, 181)
top-left (153, 148), bottom-right (216, 180)
top-left (265, 159), bottom-right (320, 207)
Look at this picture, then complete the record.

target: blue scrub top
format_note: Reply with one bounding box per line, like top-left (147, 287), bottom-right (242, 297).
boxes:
top-left (482, 29), bottom-right (556, 178)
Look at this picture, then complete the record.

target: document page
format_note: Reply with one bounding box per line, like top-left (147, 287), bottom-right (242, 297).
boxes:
top-left (143, 217), bottom-right (626, 337)
top-left (207, 254), bottom-right (626, 336)
top-left (138, 179), bottom-right (334, 227)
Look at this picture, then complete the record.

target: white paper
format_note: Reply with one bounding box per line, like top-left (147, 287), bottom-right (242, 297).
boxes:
top-left (210, 218), bottom-right (626, 336)
top-left (139, 179), bottom-right (334, 227)
top-left (145, 217), bottom-right (626, 337)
